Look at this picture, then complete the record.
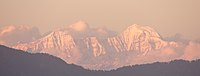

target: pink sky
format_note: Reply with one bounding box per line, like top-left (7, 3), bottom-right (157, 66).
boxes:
top-left (0, 0), bottom-right (200, 39)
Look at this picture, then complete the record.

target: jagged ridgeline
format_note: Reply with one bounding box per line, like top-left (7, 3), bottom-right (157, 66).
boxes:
top-left (12, 21), bottom-right (182, 70)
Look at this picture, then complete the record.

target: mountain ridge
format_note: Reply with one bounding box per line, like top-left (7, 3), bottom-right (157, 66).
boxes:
top-left (13, 21), bottom-right (178, 69)
top-left (12, 21), bottom-right (180, 70)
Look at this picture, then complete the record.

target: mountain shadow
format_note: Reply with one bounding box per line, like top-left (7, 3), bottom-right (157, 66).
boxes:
top-left (0, 45), bottom-right (200, 76)
top-left (0, 45), bottom-right (94, 76)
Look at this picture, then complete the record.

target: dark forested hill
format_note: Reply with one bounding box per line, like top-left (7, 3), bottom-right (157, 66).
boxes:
top-left (0, 45), bottom-right (92, 76)
top-left (0, 45), bottom-right (200, 76)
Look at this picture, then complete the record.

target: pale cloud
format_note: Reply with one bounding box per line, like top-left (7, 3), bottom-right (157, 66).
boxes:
top-left (0, 25), bottom-right (41, 46)
top-left (69, 20), bottom-right (90, 32)
top-left (0, 25), bottom-right (15, 35)
top-left (126, 41), bottom-right (200, 67)
top-left (180, 41), bottom-right (200, 60)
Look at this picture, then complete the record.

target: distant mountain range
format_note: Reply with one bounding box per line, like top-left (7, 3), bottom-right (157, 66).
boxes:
top-left (1, 21), bottom-right (200, 70)
top-left (0, 45), bottom-right (200, 76)
top-left (11, 20), bottom-right (182, 70)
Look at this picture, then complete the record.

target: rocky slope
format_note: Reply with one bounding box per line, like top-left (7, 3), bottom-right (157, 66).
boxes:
top-left (13, 21), bottom-right (180, 70)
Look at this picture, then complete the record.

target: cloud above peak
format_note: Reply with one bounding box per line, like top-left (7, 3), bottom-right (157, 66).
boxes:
top-left (69, 20), bottom-right (90, 32)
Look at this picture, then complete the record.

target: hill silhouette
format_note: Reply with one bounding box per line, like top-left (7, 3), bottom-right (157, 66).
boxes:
top-left (0, 45), bottom-right (200, 76)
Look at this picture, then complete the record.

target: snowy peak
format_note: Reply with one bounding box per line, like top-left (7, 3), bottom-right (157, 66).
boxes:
top-left (107, 24), bottom-right (177, 55)
top-left (122, 24), bottom-right (161, 38)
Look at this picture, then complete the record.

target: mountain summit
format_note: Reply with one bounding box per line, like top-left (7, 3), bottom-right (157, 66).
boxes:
top-left (13, 22), bottom-right (179, 70)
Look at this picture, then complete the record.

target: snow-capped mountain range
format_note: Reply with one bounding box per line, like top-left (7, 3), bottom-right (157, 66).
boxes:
top-left (11, 20), bottom-right (182, 70)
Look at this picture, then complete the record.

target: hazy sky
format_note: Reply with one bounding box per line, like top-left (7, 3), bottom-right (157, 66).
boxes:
top-left (0, 0), bottom-right (200, 39)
